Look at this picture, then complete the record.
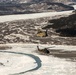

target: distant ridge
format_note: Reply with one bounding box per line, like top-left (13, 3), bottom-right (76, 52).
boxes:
top-left (0, 0), bottom-right (76, 4)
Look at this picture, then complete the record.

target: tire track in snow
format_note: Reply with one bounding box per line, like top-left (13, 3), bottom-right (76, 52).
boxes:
top-left (0, 51), bottom-right (42, 75)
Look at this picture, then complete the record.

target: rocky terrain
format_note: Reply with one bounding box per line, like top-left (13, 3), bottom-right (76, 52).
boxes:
top-left (44, 12), bottom-right (76, 37)
top-left (0, 0), bottom-right (74, 15)
top-left (0, 12), bottom-right (76, 45)
top-left (0, 2), bottom-right (74, 15)
top-left (0, 0), bottom-right (76, 4)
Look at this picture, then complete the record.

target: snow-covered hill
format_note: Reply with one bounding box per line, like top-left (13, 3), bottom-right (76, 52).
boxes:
top-left (0, 10), bottom-right (76, 45)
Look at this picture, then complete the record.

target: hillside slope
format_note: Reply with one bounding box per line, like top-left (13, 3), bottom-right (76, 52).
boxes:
top-left (0, 12), bottom-right (76, 45)
top-left (44, 13), bottom-right (76, 37)
top-left (0, 2), bottom-right (74, 15)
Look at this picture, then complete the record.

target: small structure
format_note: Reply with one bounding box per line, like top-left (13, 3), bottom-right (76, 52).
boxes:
top-left (0, 62), bottom-right (5, 66)
top-left (36, 29), bottom-right (48, 37)
top-left (72, 10), bottom-right (76, 14)
top-left (37, 46), bottom-right (50, 54)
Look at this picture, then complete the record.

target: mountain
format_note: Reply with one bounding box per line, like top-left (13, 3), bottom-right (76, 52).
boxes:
top-left (0, 0), bottom-right (32, 3)
top-left (0, 0), bottom-right (76, 4)
top-left (0, 2), bottom-right (74, 15)
top-left (0, 0), bottom-right (74, 15)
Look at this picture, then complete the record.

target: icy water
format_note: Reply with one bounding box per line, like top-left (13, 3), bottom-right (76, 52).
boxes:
top-left (0, 44), bottom-right (76, 75)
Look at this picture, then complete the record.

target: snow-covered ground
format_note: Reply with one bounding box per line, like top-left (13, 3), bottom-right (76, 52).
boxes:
top-left (0, 44), bottom-right (76, 75)
top-left (0, 10), bottom-right (73, 23)
top-left (72, 5), bottom-right (76, 10)
top-left (0, 4), bottom-right (76, 75)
